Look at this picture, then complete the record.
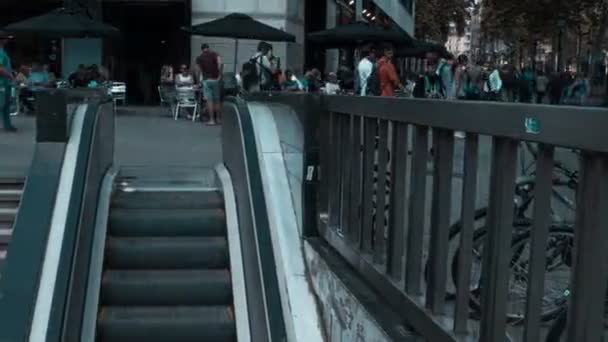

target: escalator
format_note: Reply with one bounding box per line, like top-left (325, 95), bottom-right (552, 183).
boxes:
top-left (94, 178), bottom-right (236, 342)
top-left (0, 92), bottom-right (289, 342)
top-left (0, 177), bottom-right (24, 272)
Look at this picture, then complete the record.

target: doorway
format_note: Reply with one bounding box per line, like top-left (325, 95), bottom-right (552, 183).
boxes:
top-left (103, 1), bottom-right (190, 105)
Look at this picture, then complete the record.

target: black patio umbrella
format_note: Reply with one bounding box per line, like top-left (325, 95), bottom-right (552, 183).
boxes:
top-left (307, 21), bottom-right (415, 49)
top-left (397, 41), bottom-right (452, 59)
top-left (3, 7), bottom-right (119, 38)
top-left (184, 13), bottom-right (296, 72)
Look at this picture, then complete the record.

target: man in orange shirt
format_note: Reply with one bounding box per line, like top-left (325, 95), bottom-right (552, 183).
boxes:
top-left (378, 45), bottom-right (403, 97)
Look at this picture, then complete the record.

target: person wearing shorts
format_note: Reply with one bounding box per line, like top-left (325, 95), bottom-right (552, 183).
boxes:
top-left (196, 44), bottom-right (223, 125)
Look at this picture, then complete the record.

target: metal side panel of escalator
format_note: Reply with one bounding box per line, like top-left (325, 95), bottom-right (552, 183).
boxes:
top-left (80, 168), bottom-right (245, 342)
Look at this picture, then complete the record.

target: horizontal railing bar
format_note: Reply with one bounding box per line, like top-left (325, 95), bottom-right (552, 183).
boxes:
top-left (325, 95), bottom-right (608, 153)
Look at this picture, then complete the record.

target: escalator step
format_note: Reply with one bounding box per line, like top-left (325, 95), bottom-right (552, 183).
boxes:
top-left (0, 207), bottom-right (17, 223)
top-left (111, 190), bottom-right (223, 210)
top-left (0, 188), bottom-right (23, 202)
top-left (97, 306), bottom-right (236, 342)
top-left (109, 209), bottom-right (225, 237)
top-left (101, 269), bottom-right (232, 306)
top-left (0, 227), bottom-right (11, 245)
top-left (105, 237), bottom-right (228, 269)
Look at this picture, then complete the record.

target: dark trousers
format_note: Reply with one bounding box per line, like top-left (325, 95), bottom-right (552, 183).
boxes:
top-left (0, 85), bottom-right (14, 129)
top-left (536, 91), bottom-right (546, 104)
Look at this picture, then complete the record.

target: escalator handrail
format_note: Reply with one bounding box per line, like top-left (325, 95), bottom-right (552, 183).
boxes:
top-left (0, 121), bottom-right (70, 341)
top-left (41, 97), bottom-right (113, 342)
top-left (223, 98), bottom-right (288, 342)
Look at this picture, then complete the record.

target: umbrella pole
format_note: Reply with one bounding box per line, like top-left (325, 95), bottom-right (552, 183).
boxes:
top-left (233, 39), bottom-right (239, 73)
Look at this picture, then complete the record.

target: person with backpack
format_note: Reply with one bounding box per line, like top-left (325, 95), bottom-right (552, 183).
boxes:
top-left (483, 63), bottom-right (503, 101)
top-left (413, 62), bottom-right (444, 99)
top-left (378, 44), bottom-right (403, 97)
top-left (455, 55), bottom-right (483, 100)
top-left (245, 41), bottom-right (275, 92)
top-left (427, 52), bottom-right (454, 99)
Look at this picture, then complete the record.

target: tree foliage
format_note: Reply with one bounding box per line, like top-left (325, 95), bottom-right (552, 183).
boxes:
top-left (415, 0), bottom-right (473, 42)
top-left (481, 0), bottom-right (607, 54)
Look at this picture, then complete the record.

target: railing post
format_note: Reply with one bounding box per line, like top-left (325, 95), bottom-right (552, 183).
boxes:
top-left (426, 128), bottom-right (454, 314)
top-left (387, 122), bottom-right (409, 279)
top-left (405, 125), bottom-right (429, 295)
top-left (453, 133), bottom-right (479, 334)
top-left (566, 152), bottom-right (608, 341)
top-left (479, 137), bottom-right (518, 342)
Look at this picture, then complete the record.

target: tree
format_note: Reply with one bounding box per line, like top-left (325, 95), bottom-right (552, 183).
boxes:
top-left (481, 0), bottom-right (607, 69)
top-left (415, 0), bottom-right (473, 42)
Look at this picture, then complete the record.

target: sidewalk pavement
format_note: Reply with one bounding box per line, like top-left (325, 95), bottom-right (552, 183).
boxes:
top-left (0, 107), bottom-right (222, 178)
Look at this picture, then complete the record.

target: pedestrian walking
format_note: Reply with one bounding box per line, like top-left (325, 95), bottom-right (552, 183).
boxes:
top-left (0, 31), bottom-right (16, 132)
top-left (483, 64), bottom-right (502, 101)
top-left (196, 43), bottom-right (223, 125)
top-left (535, 71), bottom-right (549, 104)
top-left (378, 44), bottom-right (403, 97)
top-left (357, 46), bottom-right (377, 96)
top-left (455, 55), bottom-right (483, 100)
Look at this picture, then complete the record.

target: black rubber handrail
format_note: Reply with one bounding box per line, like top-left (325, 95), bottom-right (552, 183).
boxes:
top-left (0, 89), bottom-right (112, 342)
top-left (223, 98), bottom-right (287, 342)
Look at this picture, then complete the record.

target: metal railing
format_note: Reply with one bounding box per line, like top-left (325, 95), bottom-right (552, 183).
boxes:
top-left (252, 93), bottom-right (608, 341)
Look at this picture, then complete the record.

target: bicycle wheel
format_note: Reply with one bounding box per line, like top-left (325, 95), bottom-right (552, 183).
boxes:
top-left (545, 308), bottom-right (567, 342)
top-left (452, 225), bottom-right (574, 324)
top-left (437, 207), bottom-right (531, 297)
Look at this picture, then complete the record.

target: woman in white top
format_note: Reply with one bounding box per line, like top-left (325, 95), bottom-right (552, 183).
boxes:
top-left (175, 64), bottom-right (194, 87)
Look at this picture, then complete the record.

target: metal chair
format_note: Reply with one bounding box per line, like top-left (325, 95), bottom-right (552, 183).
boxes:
top-left (174, 86), bottom-right (198, 121)
top-left (9, 86), bottom-right (19, 116)
top-left (108, 81), bottom-right (127, 107)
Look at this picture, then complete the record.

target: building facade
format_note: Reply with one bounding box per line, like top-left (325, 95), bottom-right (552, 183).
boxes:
top-left (191, 0), bottom-right (306, 73)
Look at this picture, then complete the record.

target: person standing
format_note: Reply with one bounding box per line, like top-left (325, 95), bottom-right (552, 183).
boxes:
top-left (535, 71), bottom-right (549, 104)
top-left (357, 47), bottom-right (375, 96)
top-left (196, 44), bottom-right (223, 125)
top-left (251, 42), bottom-right (274, 91)
top-left (378, 45), bottom-right (403, 97)
top-left (0, 31), bottom-right (16, 132)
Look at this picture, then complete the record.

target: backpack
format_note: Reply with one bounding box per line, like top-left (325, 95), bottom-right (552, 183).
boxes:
top-left (222, 72), bottom-right (239, 96)
top-left (365, 63), bottom-right (380, 96)
top-left (243, 55), bottom-right (273, 90)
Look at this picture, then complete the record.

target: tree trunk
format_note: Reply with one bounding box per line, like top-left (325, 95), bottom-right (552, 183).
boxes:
top-left (590, 5), bottom-right (608, 87)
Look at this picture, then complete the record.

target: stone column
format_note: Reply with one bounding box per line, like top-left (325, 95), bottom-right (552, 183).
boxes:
top-left (325, 0), bottom-right (339, 73)
top-left (61, 0), bottom-right (103, 78)
top-left (355, 0), bottom-right (363, 21)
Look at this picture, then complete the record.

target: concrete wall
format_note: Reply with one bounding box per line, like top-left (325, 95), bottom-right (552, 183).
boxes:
top-left (373, 0), bottom-right (415, 36)
top-left (191, 0), bottom-right (305, 73)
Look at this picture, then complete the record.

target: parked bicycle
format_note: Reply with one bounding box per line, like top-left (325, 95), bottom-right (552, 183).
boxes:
top-left (435, 143), bottom-right (579, 324)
